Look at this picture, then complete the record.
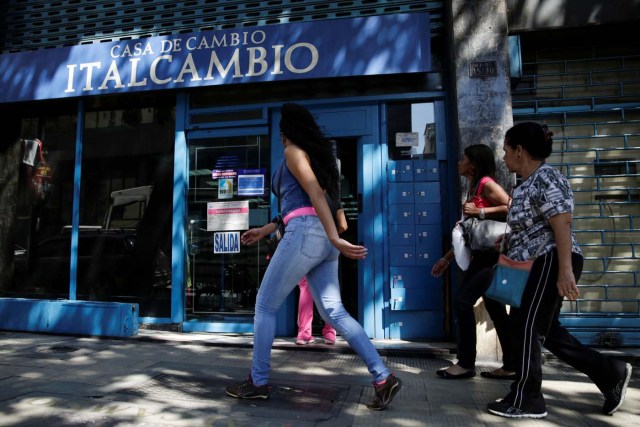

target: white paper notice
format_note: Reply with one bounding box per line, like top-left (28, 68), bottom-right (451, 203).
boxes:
top-left (207, 201), bottom-right (249, 231)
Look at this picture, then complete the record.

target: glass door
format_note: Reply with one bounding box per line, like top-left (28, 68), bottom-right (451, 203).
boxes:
top-left (186, 133), bottom-right (271, 321)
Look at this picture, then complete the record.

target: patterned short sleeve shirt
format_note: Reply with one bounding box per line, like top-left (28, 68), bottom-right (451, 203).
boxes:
top-left (507, 164), bottom-right (582, 261)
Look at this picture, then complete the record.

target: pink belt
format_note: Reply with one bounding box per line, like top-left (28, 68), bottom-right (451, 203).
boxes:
top-left (283, 206), bottom-right (317, 225)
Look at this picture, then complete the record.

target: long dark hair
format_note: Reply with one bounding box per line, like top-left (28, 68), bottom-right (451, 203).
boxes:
top-left (279, 103), bottom-right (340, 200)
top-left (464, 144), bottom-right (496, 191)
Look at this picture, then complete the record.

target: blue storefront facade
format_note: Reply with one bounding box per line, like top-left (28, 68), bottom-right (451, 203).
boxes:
top-left (0, 8), bottom-right (453, 340)
top-left (1, 0), bottom-right (639, 347)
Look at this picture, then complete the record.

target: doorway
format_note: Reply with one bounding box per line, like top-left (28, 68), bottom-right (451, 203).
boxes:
top-left (309, 137), bottom-right (360, 333)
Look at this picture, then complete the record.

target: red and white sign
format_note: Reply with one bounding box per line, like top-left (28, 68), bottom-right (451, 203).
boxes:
top-left (206, 201), bottom-right (249, 231)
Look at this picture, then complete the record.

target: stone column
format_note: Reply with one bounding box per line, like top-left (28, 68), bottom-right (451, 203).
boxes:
top-left (448, 0), bottom-right (514, 364)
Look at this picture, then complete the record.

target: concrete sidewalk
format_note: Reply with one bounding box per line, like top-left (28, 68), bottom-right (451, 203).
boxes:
top-left (0, 330), bottom-right (637, 426)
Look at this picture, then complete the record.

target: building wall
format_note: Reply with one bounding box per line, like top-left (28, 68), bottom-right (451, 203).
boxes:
top-left (0, 0), bottom-right (446, 53)
top-left (510, 23), bottom-right (640, 345)
top-left (506, 0), bottom-right (640, 31)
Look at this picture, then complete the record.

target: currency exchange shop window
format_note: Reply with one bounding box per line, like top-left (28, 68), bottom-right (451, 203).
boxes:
top-left (3, 100), bottom-right (77, 300)
top-left (78, 93), bottom-right (175, 317)
top-left (387, 102), bottom-right (436, 160)
top-left (187, 134), bottom-right (270, 320)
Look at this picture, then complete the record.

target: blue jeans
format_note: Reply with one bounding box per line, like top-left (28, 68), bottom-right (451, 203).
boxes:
top-left (251, 215), bottom-right (390, 385)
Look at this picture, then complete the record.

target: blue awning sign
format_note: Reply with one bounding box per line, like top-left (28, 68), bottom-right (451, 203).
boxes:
top-left (0, 13), bottom-right (430, 103)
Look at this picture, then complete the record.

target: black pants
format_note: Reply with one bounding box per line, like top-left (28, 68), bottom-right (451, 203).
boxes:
top-left (505, 249), bottom-right (628, 412)
top-left (455, 249), bottom-right (514, 371)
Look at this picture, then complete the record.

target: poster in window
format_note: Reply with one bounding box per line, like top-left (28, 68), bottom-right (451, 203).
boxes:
top-left (218, 178), bottom-right (233, 199)
top-left (207, 201), bottom-right (249, 231)
top-left (238, 168), bottom-right (265, 196)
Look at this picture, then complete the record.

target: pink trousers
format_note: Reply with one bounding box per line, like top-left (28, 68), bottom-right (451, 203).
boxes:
top-left (297, 277), bottom-right (336, 341)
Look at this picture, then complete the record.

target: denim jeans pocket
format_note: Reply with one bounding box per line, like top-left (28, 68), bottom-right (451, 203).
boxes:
top-left (300, 231), bottom-right (328, 260)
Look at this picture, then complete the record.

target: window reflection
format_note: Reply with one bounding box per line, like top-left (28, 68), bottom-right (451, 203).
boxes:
top-left (387, 102), bottom-right (436, 160)
top-left (5, 101), bottom-right (77, 300)
top-left (78, 94), bottom-right (175, 317)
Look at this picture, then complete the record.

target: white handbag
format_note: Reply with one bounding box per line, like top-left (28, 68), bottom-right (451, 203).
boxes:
top-left (452, 223), bottom-right (471, 271)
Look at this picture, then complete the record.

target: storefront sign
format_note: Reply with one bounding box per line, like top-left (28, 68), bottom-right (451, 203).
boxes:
top-left (0, 13), bottom-right (430, 103)
top-left (213, 232), bottom-right (241, 254)
top-left (206, 201), bottom-right (249, 231)
top-left (395, 132), bottom-right (420, 147)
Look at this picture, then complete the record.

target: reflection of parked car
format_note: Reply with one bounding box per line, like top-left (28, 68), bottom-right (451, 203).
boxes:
top-left (12, 229), bottom-right (170, 299)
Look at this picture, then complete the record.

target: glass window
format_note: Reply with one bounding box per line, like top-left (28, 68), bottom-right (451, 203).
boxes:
top-left (78, 93), bottom-right (175, 317)
top-left (387, 102), bottom-right (436, 160)
top-left (187, 134), bottom-right (270, 320)
top-left (3, 100), bottom-right (77, 299)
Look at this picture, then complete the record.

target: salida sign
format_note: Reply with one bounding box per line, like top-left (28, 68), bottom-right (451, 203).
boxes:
top-left (0, 13), bottom-right (430, 103)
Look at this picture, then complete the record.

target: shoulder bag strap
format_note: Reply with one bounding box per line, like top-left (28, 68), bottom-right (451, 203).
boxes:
top-left (276, 161), bottom-right (284, 215)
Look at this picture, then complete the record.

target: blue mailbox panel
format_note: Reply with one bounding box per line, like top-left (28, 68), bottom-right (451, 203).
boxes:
top-left (389, 310), bottom-right (445, 339)
top-left (389, 204), bottom-right (414, 224)
top-left (398, 160), bottom-right (414, 182)
top-left (387, 160), bottom-right (400, 182)
top-left (390, 266), bottom-right (443, 311)
top-left (391, 266), bottom-right (436, 288)
top-left (390, 246), bottom-right (415, 266)
top-left (389, 223), bottom-right (415, 246)
top-left (415, 224), bottom-right (441, 245)
top-left (388, 160), bottom-right (414, 182)
top-left (416, 248), bottom-right (435, 266)
top-left (414, 182), bottom-right (440, 203)
top-left (413, 160), bottom-right (427, 182)
top-left (388, 183), bottom-right (415, 204)
top-left (390, 287), bottom-right (443, 311)
top-left (415, 224), bottom-right (442, 266)
top-left (415, 203), bottom-right (441, 224)
top-left (413, 160), bottom-right (439, 182)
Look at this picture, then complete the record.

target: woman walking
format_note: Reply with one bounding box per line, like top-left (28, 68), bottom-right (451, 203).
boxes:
top-left (433, 144), bottom-right (514, 380)
top-left (226, 103), bottom-right (401, 411)
top-left (486, 122), bottom-right (632, 418)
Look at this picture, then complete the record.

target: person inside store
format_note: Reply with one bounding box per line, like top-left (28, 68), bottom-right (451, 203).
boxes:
top-left (432, 144), bottom-right (515, 380)
top-left (296, 174), bottom-right (347, 346)
top-left (486, 122), bottom-right (632, 419)
top-left (226, 103), bottom-right (402, 411)
top-left (296, 205), bottom-right (346, 345)
top-left (296, 276), bottom-right (336, 345)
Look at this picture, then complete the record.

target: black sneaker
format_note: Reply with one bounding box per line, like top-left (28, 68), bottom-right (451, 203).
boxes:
top-left (225, 375), bottom-right (270, 400)
top-left (487, 400), bottom-right (547, 419)
top-left (602, 363), bottom-right (632, 415)
top-left (366, 373), bottom-right (402, 411)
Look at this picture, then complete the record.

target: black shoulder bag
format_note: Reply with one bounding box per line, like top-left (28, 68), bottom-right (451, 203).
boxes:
top-left (266, 164), bottom-right (285, 258)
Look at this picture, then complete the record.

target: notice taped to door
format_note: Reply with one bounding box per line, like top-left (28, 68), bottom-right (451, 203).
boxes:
top-left (207, 201), bottom-right (249, 231)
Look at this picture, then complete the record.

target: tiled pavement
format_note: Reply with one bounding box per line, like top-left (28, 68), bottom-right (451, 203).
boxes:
top-left (0, 330), bottom-right (638, 426)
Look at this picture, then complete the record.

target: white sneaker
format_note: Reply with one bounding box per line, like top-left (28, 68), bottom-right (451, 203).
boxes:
top-left (295, 337), bottom-right (315, 345)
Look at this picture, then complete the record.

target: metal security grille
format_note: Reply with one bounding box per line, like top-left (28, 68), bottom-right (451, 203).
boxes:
top-left (512, 28), bottom-right (640, 345)
top-left (0, 0), bottom-right (444, 54)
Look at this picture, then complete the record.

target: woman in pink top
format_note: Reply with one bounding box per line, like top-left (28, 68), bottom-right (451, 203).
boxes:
top-left (432, 144), bottom-right (513, 379)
